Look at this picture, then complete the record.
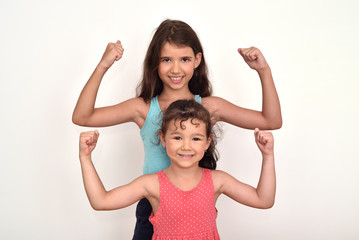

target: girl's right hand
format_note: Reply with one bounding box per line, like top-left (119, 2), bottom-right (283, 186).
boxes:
top-left (99, 40), bottom-right (124, 69)
top-left (79, 130), bottom-right (99, 158)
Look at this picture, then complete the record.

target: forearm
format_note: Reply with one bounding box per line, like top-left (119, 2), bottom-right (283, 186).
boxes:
top-left (256, 154), bottom-right (276, 208)
top-left (258, 68), bottom-right (282, 129)
top-left (72, 64), bottom-right (108, 125)
top-left (80, 155), bottom-right (108, 210)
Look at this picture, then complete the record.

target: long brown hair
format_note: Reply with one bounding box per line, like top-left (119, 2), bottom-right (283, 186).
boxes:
top-left (160, 100), bottom-right (218, 170)
top-left (136, 19), bottom-right (213, 102)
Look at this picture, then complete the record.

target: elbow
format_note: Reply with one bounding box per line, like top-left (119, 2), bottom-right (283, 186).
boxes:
top-left (92, 206), bottom-right (103, 211)
top-left (275, 117), bottom-right (283, 129)
top-left (271, 122), bottom-right (282, 130)
top-left (72, 113), bottom-right (87, 126)
top-left (264, 201), bottom-right (275, 209)
top-left (90, 202), bottom-right (106, 211)
top-left (267, 118), bottom-right (283, 130)
top-left (260, 199), bottom-right (275, 209)
top-left (260, 113), bottom-right (283, 130)
top-left (91, 205), bottom-right (101, 211)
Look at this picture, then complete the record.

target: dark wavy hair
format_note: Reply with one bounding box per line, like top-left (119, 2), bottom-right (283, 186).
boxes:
top-left (160, 100), bottom-right (218, 170)
top-left (136, 19), bottom-right (213, 102)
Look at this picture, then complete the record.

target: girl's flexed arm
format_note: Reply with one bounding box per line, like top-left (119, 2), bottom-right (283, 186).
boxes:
top-left (79, 130), bottom-right (107, 209)
top-left (239, 47), bottom-right (282, 129)
top-left (79, 131), bottom-right (151, 210)
top-left (253, 128), bottom-right (276, 208)
top-left (72, 41), bottom-right (142, 127)
top-left (203, 47), bottom-right (282, 130)
top-left (214, 129), bottom-right (276, 209)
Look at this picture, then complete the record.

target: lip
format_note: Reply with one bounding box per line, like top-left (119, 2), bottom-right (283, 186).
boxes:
top-left (169, 76), bottom-right (184, 84)
top-left (178, 154), bottom-right (194, 160)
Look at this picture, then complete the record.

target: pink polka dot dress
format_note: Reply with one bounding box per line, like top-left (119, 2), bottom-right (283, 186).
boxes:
top-left (149, 168), bottom-right (220, 240)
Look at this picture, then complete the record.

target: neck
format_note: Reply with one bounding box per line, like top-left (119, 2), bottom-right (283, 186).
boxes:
top-left (158, 88), bottom-right (195, 111)
top-left (159, 88), bottom-right (194, 102)
top-left (163, 165), bottom-right (203, 191)
top-left (165, 164), bottom-right (202, 178)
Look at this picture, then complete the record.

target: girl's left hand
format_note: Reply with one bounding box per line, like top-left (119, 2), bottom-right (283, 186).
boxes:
top-left (238, 47), bottom-right (269, 72)
top-left (254, 128), bottom-right (274, 156)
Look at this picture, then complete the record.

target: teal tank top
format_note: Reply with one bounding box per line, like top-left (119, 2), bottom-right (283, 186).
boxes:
top-left (140, 95), bottom-right (202, 174)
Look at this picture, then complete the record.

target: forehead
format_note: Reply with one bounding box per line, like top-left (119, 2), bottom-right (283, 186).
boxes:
top-left (167, 118), bottom-right (206, 133)
top-left (161, 42), bottom-right (195, 56)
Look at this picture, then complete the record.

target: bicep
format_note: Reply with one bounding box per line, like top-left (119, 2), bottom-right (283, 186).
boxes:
top-left (203, 97), bottom-right (266, 130)
top-left (100, 176), bottom-right (150, 210)
top-left (84, 98), bottom-right (148, 128)
top-left (215, 171), bottom-right (263, 209)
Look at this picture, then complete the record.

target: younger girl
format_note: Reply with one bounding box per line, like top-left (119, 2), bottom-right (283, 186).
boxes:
top-left (73, 19), bottom-right (281, 238)
top-left (79, 100), bottom-right (276, 239)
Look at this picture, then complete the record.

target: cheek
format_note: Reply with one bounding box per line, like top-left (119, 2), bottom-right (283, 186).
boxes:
top-left (165, 139), bottom-right (177, 150)
top-left (166, 144), bottom-right (179, 156)
top-left (158, 64), bottom-right (167, 73)
top-left (187, 63), bottom-right (195, 71)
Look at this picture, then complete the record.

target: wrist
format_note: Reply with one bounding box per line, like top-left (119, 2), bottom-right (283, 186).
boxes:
top-left (96, 62), bottom-right (110, 73)
top-left (262, 151), bottom-right (274, 159)
top-left (257, 66), bottom-right (272, 78)
top-left (79, 153), bottom-right (92, 162)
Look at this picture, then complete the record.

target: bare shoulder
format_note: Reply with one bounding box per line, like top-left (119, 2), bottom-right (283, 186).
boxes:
top-left (202, 96), bottom-right (226, 105)
top-left (211, 169), bottom-right (232, 181)
top-left (211, 169), bottom-right (241, 195)
top-left (211, 170), bottom-right (230, 187)
top-left (202, 96), bottom-right (234, 124)
top-left (210, 169), bottom-right (231, 196)
top-left (202, 96), bottom-right (237, 109)
top-left (118, 97), bottom-right (150, 128)
top-left (135, 173), bottom-right (158, 184)
top-left (137, 173), bottom-right (159, 196)
top-left (124, 97), bottom-right (149, 112)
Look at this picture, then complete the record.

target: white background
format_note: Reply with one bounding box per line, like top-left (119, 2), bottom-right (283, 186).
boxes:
top-left (1, 0), bottom-right (358, 239)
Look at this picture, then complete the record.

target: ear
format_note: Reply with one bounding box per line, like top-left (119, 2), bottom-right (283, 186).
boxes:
top-left (194, 52), bottom-right (202, 69)
top-left (205, 134), bottom-right (213, 151)
top-left (158, 130), bottom-right (166, 148)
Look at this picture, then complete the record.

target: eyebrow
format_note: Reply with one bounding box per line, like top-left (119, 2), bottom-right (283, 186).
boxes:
top-left (160, 56), bottom-right (193, 59)
top-left (169, 132), bottom-right (205, 137)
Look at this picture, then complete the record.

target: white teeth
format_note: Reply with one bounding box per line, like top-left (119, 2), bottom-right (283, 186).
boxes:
top-left (170, 76), bottom-right (182, 81)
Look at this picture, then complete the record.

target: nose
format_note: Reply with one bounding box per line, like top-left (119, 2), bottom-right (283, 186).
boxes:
top-left (170, 61), bottom-right (180, 74)
top-left (181, 139), bottom-right (191, 150)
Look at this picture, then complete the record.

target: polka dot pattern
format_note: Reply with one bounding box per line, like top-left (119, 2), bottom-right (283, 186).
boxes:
top-left (149, 168), bottom-right (220, 239)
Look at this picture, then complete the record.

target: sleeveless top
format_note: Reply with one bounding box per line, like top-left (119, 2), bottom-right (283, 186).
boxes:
top-left (140, 95), bottom-right (202, 174)
top-left (149, 168), bottom-right (220, 240)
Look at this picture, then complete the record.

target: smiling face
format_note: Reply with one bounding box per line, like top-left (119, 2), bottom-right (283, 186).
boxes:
top-left (159, 118), bottom-right (212, 169)
top-left (158, 42), bottom-right (202, 92)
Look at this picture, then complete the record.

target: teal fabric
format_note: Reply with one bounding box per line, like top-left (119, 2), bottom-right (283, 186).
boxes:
top-left (140, 95), bottom-right (202, 174)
